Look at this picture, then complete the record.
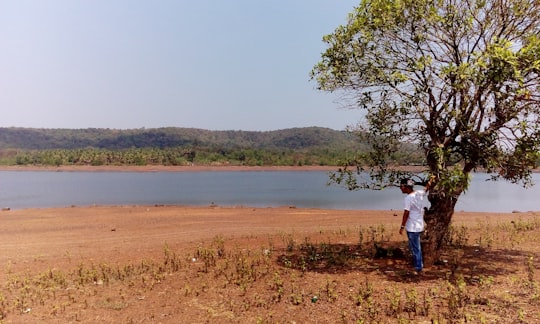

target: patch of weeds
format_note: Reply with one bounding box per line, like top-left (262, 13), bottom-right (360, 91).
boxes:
top-left (444, 275), bottom-right (469, 321)
top-left (358, 226), bottom-right (365, 250)
top-left (279, 232), bottom-right (296, 252)
top-left (385, 287), bottom-right (402, 317)
top-left (355, 278), bottom-right (373, 306)
top-left (288, 284), bottom-right (304, 305)
top-left (512, 218), bottom-right (540, 232)
top-left (476, 274), bottom-right (495, 290)
top-left (421, 288), bottom-right (436, 317)
top-left (231, 251), bottom-right (258, 288)
top-left (0, 292), bottom-right (7, 320)
top-left (195, 245), bottom-right (216, 273)
top-left (300, 237), bottom-right (319, 263)
top-left (444, 225), bottom-right (469, 248)
top-left (212, 235), bottom-right (226, 258)
top-left (525, 255), bottom-right (540, 304)
top-left (289, 292), bottom-right (303, 305)
top-left (368, 225), bottom-right (389, 243)
top-left (100, 297), bottom-right (128, 311)
top-left (404, 288), bottom-right (419, 315)
top-left (329, 245), bottom-right (354, 267)
top-left (271, 272), bottom-right (284, 302)
top-left (324, 279), bottom-right (338, 302)
top-left (526, 255), bottom-right (536, 286)
top-left (163, 244), bottom-right (183, 272)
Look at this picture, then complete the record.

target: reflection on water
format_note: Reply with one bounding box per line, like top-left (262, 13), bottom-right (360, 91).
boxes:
top-left (0, 171), bottom-right (538, 212)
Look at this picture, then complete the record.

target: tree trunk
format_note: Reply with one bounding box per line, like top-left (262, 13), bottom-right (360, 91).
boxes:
top-left (422, 193), bottom-right (459, 266)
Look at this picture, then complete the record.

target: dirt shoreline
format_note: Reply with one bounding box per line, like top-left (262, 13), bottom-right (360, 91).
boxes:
top-left (1, 205), bottom-right (537, 271)
top-left (1, 205), bottom-right (539, 322)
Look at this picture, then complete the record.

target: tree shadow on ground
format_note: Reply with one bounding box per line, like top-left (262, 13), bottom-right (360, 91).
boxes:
top-left (275, 241), bottom-right (535, 283)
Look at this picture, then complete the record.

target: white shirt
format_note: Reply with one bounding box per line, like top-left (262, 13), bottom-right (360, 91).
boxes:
top-left (404, 190), bottom-right (426, 232)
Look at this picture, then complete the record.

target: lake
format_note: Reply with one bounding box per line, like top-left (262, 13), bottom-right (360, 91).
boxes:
top-left (0, 171), bottom-right (539, 212)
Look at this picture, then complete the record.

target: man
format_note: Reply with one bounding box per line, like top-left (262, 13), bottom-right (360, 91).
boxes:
top-left (399, 177), bottom-right (432, 274)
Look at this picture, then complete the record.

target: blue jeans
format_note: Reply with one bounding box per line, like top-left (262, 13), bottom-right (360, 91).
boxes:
top-left (407, 231), bottom-right (423, 272)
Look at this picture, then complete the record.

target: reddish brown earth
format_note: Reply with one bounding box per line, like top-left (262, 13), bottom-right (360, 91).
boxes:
top-left (2, 206), bottom-right (395, 272)
top-left (1, 205), bottom-right (539, 323)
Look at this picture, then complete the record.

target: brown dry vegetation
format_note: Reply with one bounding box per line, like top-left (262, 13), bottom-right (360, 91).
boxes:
top-left (1, 206), bottom-right (540, 323)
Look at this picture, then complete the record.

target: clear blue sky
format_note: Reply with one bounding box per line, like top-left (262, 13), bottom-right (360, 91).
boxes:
top-left (0, 1), bottom-right (360, 131)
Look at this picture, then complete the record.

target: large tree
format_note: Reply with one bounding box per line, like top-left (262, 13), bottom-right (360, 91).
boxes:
top-left (312, 0), bottom-right (540, 263)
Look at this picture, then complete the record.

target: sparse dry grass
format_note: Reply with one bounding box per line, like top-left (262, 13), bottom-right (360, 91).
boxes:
top-left (2, 212), bottom-right (540, 323)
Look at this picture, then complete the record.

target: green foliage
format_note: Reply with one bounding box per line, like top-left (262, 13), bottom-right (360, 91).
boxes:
top-left (0, 127), bottom-right (426, 167)
top-left (0, 147), bottom-right (355, 168)
top-left (313, 0), bottom-right (540, 261)
top-left (0, 127), bottom-right (357, 151)
top-left (313, 0), bottom-right (540, 191)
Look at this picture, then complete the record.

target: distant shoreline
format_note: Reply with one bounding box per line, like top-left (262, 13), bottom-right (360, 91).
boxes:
top-left (0, 165), bottom-right (342, 172)
top-left (0, 164), bottom-right (537, 173)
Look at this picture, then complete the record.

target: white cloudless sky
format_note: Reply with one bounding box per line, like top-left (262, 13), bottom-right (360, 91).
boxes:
top-left (0, 1), bottom-right (361, 131)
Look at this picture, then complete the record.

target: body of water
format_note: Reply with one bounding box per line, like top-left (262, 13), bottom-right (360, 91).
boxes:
top-left (0, 171), bottom-right (539, 212)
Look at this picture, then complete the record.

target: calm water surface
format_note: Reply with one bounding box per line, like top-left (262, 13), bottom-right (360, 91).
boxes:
top-left (0, 171), bottom-right (539, 212)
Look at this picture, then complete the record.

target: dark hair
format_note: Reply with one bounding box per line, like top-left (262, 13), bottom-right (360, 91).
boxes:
top-left (400, 178), bottom-right (415, 187)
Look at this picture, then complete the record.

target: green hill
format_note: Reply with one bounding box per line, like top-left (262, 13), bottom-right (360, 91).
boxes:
top-left (0, 127), bottom-right (374, 167)
top-left (0, 127), bottom-right (358, 151)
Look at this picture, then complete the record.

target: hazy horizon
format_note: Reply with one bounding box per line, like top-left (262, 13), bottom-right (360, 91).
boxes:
top-left (0, 124), bottom-right (347, 132)
top-left (1, 1), bottom-right (361, 132)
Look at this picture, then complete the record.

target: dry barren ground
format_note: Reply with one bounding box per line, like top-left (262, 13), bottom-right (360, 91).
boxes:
top-left (1, 205), bottom-right (540, 323)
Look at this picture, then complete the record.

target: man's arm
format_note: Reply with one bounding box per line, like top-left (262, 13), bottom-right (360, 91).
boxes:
top-left (399, 210), bottom-right (409, 235)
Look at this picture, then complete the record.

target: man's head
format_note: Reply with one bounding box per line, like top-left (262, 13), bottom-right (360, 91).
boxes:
top-left (400, 178), bottom-right (415, 193)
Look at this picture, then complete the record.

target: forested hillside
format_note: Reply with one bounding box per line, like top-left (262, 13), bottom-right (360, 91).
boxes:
top-left (0, 127), bottom-right (357, 151)
top-left (0, 127), bottom-right (393, 167)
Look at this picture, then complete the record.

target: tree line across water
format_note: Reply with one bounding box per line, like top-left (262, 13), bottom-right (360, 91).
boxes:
top-left (0, 126), bottom-right (424, 167)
